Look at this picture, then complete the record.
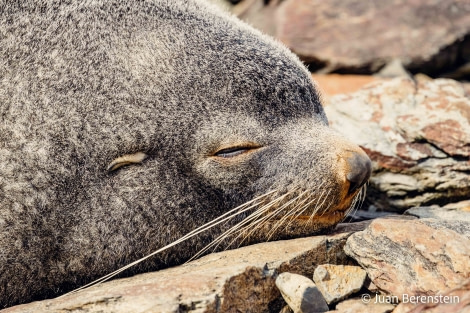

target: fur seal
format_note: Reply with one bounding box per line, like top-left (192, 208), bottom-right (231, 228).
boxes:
top-left (0, 0), bottom-right (371, 307)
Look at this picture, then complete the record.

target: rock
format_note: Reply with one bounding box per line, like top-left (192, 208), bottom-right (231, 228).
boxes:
top-left (242, 0), bottom-right (470, 75)
top-left (231, 0), bottom-right (279, 37)
top-left (444, 200), bottom-right (470, 210)
top-left (392, 279), bottom-right (470, 313)
top-left (463, 82), bottom-right (470, 98)
top-left (2, 232), bottom-right (355, 313)
top-left (405, 206), bottom-right (470, 222)
top-left (311, 74), bottom-right (385, 99)
top-left (329, 298), bottom-right (395, 313)
top-left (363, 279), bottom-right (380, 294)
top-left (275, 272), bottom-right (329, 313)
top-left (376, 59), bottom-right (412, 78)
top-left (332, 220), bottom-right (374, 233)
top-left (442, 62), bottom-right (470, 80)
top-left (205, 0), bottom-right (234, 11)
top-left (344, 218), bottom-right (470, 298)
top-left (331, 215), bottom-right (415, 233)
top-left (324, 77), bottom-right (470, 211)
top-left (312, 264), bottom-right (367, 304)
top-left (280, 305), bottom-right (294, 313)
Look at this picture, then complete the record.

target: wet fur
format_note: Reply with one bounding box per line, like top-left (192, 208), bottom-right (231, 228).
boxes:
top-left (1, 0), bottom-right (364, 307)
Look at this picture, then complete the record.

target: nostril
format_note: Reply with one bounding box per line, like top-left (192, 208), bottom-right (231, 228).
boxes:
top-left (346, 152), bottom-right (372, 195)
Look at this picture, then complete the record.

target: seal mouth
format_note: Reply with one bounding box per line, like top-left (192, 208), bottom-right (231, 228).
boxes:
top-left (186, 185), bottom-right (367, 262)
top-left (259, 185), bottom-right (366, 239)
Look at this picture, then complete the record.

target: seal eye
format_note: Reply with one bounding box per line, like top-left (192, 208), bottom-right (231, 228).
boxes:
top-left (214, 147), bottom-right (250, 158)
top-left (107, 152), bottom-right (148, 172)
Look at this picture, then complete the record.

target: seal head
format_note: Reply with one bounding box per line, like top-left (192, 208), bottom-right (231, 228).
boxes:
top-left (0, 0), bottom-right (370, 307)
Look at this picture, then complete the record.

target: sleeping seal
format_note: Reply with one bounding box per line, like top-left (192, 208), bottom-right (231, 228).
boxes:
top-left (0, 0), bottom-right (371, 307)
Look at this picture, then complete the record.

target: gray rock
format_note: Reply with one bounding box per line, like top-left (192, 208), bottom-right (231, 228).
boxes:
top-left (405, 206), bottom-right (470, 222)
top-left (312, 264), bottom-right (367, 304)
top-left (275, 272), bottom-right (329, 313)
top-left (325, 77), bottom-right (470, 211)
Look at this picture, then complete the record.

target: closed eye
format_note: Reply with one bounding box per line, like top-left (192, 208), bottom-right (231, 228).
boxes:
top-left (214, 147), bottom-right (250, 158)
top-left (213, 144), bottom-right (263, 158)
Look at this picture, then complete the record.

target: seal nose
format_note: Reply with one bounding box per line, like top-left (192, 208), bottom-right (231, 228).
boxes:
top-left (346, 152), bottom-right (372, 195)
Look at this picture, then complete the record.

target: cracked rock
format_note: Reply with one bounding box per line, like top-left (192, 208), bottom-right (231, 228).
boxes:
top-left (312, 264), bottom-right (367, 305)
top-left (344, 217), bottom-right (470, 297)
top-left (324, 77), bottom-right (470, 211)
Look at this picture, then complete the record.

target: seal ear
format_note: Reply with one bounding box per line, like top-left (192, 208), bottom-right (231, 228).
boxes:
top-left (107, 152), bottom-right (148, 172)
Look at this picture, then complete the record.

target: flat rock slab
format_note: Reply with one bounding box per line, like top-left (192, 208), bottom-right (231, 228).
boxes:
top-left (325, 77), bottom-right (470, 211)
top-left (3, 233), bottom-right (354, 313)
top-left (344, 218), bottom-right (470, 298)
top-left (405, 206), bottom-right (470, 222)
top-left (275, 0), bottom-right (470, 74)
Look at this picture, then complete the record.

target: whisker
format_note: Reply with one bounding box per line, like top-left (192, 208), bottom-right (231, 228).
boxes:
top-left (263, 192), bottom-right (305, 236)
top-left (222, 186), bottom-right (308, 251)
top-left (279, 195), bottom-right (317, 234)
top-left (230, 188), bottom-right (305, 248)
top-left (280, 181), bottom-right (328, 233)
top-left (207, 191), bottom-right (300, 254)
top-left (187, 189), bottom-right (293, 262)
top-left (265, 190), bottom-right (315, 240)
top-left (61, 189), bottom-right (278, 297)
top-left (347, 185), bottom-right (366, 220)
top-left (304, 189), bottom-right (330, 229)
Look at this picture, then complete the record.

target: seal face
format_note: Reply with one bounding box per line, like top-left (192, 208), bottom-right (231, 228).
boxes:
top-left (0, 0), bottom-right (370, 307)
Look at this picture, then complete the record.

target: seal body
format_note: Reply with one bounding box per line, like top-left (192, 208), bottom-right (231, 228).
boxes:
top-left (0, 0), bottom-right (370, 307)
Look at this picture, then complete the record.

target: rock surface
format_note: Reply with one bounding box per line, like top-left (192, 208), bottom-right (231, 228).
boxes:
top-left (444, 200), bottom-right (470, 210)
top-left (311, 74), bottom-right (385, 101)
top-left (405, 206), bottom-right (470, 222)
top-left (2, 232), bottom-right (355, 313)
top-left (344, 218), bottom-right (470, 298)
top-left (232, 0), bottom-right (470, 75)
top-left (329, 298), bottom-right (395, 313)
top-left (275, 272), bottom-right (329, 313)
top-left (231, 0), bottom-right (279, 37)
top-left (312, 265), bottom-right (367, 304)
top-left (324, 77), bottom-right (470, 211)
top-left (392, 279), bottom-right (470, 313)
